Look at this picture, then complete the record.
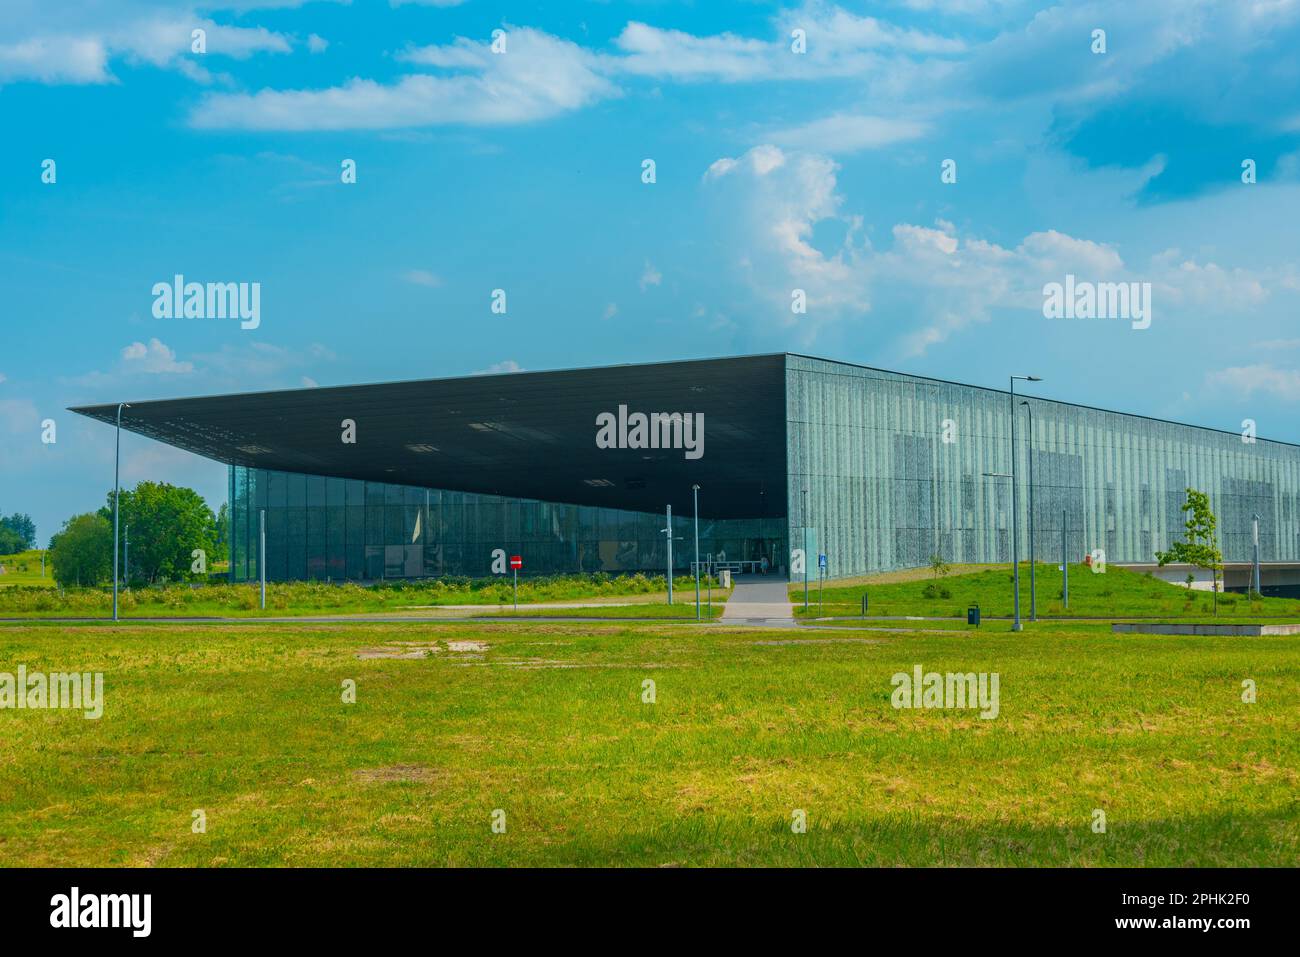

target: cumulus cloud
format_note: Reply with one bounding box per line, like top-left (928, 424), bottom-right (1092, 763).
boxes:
top-left (121, 338), bottom-right (194, 374)
top-left (704, 144), bottom-right (867, 336)
top-left (703, 142), bottom-right (1292, 353)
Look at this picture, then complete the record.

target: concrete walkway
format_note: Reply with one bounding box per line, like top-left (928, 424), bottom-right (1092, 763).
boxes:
top-left (721, 574), bottom-right (796, 626)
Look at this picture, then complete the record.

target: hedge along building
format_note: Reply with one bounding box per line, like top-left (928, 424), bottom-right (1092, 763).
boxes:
top-left (72, 353), bottom-right (1300, 589)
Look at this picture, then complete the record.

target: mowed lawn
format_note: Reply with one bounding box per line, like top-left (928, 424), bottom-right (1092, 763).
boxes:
top-left (1, 619), bottom-right (1297, 867)
top-left (796, 562), bottom-right (1300, 620)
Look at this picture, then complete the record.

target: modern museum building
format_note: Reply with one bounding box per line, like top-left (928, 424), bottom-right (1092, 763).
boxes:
top-left (73, 353), bottom-right (1300, 588)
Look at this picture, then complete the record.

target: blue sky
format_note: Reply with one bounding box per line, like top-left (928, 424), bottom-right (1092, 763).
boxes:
top-left (4, 0), bottom-right (1300, 544)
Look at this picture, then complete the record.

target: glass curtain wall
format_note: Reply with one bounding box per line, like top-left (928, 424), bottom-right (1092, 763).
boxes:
top-left (786, 355), bottom-right (1300, 579)
top-left (229, 465), bottom-right (786, 583)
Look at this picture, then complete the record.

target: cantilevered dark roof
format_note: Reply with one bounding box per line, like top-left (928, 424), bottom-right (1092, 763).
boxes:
top-left (70, 355), bottom-right (788, 520)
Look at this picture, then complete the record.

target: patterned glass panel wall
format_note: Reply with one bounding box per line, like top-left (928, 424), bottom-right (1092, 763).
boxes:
top-left (230, 465), bottom-right (786, 582)
top-left (786, 355), bottom-right (1300, 578)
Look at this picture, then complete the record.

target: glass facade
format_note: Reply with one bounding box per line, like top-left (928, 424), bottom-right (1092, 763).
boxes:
top-left (221, 354), bottom-right (1300, 584)
top-left (229, 465), bottom-right (786, 582)
top-left (787, 355), bottom-right (1300, 578)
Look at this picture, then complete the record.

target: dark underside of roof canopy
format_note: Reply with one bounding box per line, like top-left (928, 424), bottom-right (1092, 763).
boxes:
top-left (71, 355), bottom-right (789, 520)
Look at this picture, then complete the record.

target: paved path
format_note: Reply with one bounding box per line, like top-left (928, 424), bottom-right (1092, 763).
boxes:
top-left (721, 574), bottom-right (796, 626)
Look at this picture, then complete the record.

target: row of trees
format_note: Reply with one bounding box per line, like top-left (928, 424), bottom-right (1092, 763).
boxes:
top-left (0, 513), bottom-right (36, 554)
top-left (47, 482), bottom-right (226, 588)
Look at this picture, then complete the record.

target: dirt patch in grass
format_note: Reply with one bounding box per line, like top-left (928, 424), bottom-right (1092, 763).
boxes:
top-left (446, 640), bottom-right (489, 652)
top-left (752, 637), bottom-right (883, 646)
top-left (357, 646), bottom-right (439, 659)
top-left (356, 639), bottom-right (490, 659)
top-left (352, 765), bottom-right (444, 784)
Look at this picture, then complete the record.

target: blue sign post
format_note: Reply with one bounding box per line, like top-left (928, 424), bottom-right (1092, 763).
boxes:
top-left (818, 554), bottom-right (827, 615)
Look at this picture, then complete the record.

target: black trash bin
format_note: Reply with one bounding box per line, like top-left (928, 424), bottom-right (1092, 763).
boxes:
top-left (967, 604), bottom-right (980, 626)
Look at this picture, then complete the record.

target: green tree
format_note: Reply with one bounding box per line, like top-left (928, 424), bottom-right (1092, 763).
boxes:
top-left (0, 525), bottom-right (24, 555)
top-left (99, 482), bottom-right (216, 584)
top-left (1156, 487), bottom-right (1223, 615)
top-left (0, 513), bottom-right (36, 551)
top-left (928, 553), bottom-right (950, 579)
top-left (49, 513), bottom-right (113, 587)
top-left (214, 502), bottom-right (230, 552)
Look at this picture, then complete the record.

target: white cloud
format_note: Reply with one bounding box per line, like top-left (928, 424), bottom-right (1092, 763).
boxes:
top-left (602, 302), bottom-right (618, 320)
top-left (402, 269), bottom-right (443, 287)
top-left (639, 261), bottom-right (662, 291)
top-left (767, 113), bottom-right (929, 154)
top-left (191, 27), bottom-right (616, 130)
top-left (703, 142), bottom-right (1291, 353)
top-left (1206, 365), bottom-right (1300, 402)
top-left (473, 360), bottom-right (524, 375)
top-left (0, 398), bottom-right (39, 435)
top-left (0, 7), bottom-right (293, 86)
top-left (68, 339), bottom-right (337, 394)
top-left (121, 338), bottom-right (194, 374)
top-left (608, 6), bottom-right (963, 83)
top-left (0, 36), bottom-right (109, 84)
top-left (306, 34), bottom-right (328, 55)
top-left (301, 375), bottom-right (319, 388)
top-left (704, 144), bottom-right (867, 337)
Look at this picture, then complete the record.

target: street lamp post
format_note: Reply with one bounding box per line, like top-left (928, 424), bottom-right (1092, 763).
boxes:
top-left (1061, 507), bottom-right (1069, 610)
top-left (663, 503), bottom-right (673, 605)
top-left (112, 402), bottom-right (129, 622)
top-left (801, 487), bottom-right (810, 611)
top-left (1009, 375), bottom-right (1041, 631)
top-left (983, 471), bottom-right (1012, 621)
top-left (259, 508), bottom-right (267, 611)
top-left (1020, 400), bottom-right (1037, 621)
top-left (1252, 513), bottom-right (1262, 596)
top-left (692, 485), bottom-right (701, 621)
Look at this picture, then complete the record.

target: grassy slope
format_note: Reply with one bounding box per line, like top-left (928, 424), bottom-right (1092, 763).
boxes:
top-left (0, 574), bottom-right (727, 619)
top-left (794, 562), bottom-right (1300, 619)
top-left (0, 551), bottom-right (52, 588)
top-left (1, 619), bottom-right (1295, 866)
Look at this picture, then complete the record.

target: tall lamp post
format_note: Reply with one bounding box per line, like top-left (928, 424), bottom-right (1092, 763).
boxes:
top-left (1252, 513), bottom-right (1262, 596)
top-left (1061, 507), bottom-right (1069, 610)
top-left (1009, 375), bottom-right (1041, 631)
top-left (1019, 400), bottom-right (1037, 621)
top-left (983, 471), bottom-right (1011, 621)
top-left (112, 402), bottom-right (130, 622)
top-left (662, 503), bottom-right (675, 605)
top-left (692, 485), bottom-right (701, 621)
top-left (801, 487), bottom-right (810, 611)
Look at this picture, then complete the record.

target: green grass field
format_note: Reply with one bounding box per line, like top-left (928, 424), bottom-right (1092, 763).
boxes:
top-left (795, 562), bottom-right (1300, 619)
top-left (0, 551), bottom-right (52, 588)
top-left (1, 617), bottom-right (1295, 866)
top-left (0, 573), bottom-right (724, 619)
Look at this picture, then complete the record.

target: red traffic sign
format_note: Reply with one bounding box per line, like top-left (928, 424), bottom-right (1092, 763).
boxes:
top-left (509, 555), bottom-right (522, 569)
